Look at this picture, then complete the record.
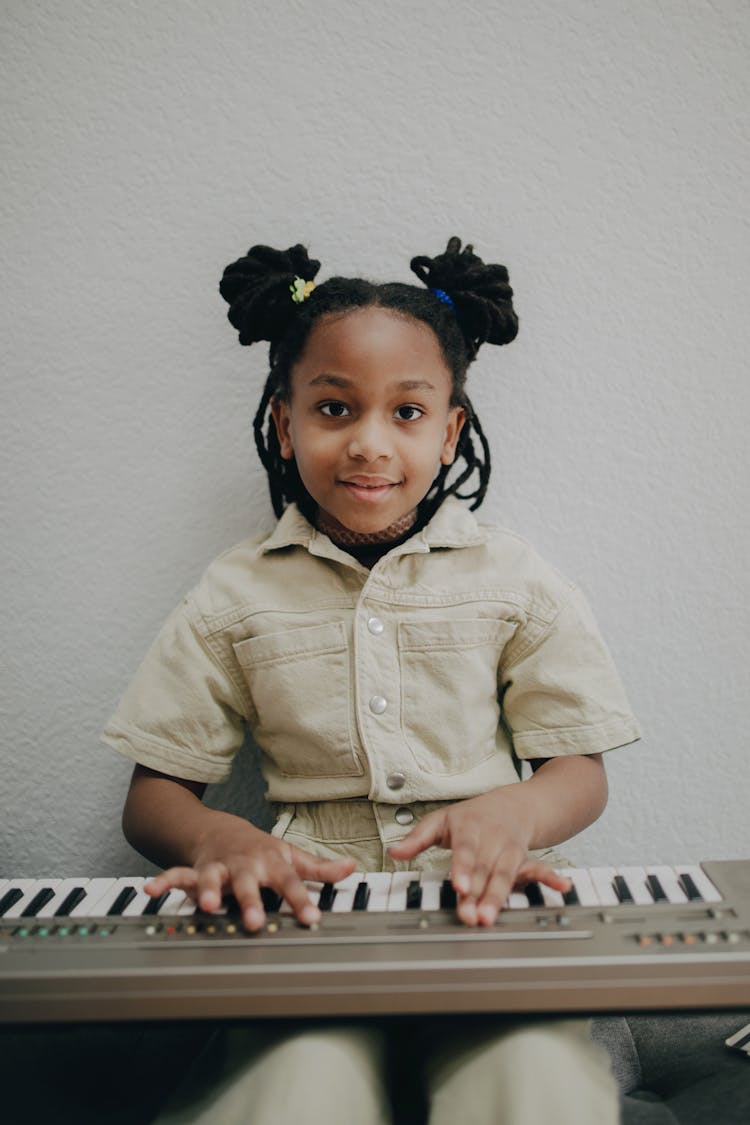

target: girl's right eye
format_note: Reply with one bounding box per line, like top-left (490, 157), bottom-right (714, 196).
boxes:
top-left (319, 402), bottom-right (351, 418)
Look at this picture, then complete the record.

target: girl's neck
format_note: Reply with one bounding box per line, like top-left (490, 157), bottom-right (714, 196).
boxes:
top-left (315, 508), bottom-right (418, 566)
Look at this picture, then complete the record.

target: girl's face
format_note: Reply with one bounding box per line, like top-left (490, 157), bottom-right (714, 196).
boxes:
top-left (271, 307), bottom-right (466, 535)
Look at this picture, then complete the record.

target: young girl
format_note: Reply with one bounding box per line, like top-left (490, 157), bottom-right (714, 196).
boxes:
top-left (104, 237), bottom-right (639, 1123)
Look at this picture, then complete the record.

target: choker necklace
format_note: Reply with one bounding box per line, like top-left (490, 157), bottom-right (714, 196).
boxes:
top-left (315, 509), bottom-right (417, 548)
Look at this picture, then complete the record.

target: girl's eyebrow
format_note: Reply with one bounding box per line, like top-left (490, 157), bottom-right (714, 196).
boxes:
top-left (307, 373), bottom-right (438, 392)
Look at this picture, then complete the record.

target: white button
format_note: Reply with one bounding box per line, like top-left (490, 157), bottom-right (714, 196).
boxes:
top-left (369, 695), bottom-right (387, 715)
top-left (395, 807), bottom-right (414, 826)
top-left (367, 616), bottom-right (384, 635)
top-left (386, 771), bottom-right (406, 790)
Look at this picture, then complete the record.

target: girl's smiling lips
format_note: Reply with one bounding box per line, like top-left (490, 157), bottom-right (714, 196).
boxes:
top-left (339, 476), bottom-right (400, 501)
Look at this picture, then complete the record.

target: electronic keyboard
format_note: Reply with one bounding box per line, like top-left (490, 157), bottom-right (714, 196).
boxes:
top-left (1, 861), bottom-right (748, 1023)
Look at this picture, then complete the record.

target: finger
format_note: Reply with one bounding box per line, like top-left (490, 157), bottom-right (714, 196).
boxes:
top-left (225, 870), bottom-right (268, 933)
top-left (515, 859), bottom-right (572, 892)
top-left (193, 862), bottom-right (231, 913)
top-left (387, 813), bottom-right (445, 860)
top-left (449, 835), bottom-right (482, 897)
top-left (144, 866), bottom-right (200, 897)
top-left (475, 867), bottom-right (515, 926)
top-left (290, 848), bottom-right (357, 885)
top-left (271, 862), bottom-right (324, 927)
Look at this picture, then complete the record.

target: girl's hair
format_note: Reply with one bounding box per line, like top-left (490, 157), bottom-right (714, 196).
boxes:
top-left (219, 237), bottom-right (518, 526)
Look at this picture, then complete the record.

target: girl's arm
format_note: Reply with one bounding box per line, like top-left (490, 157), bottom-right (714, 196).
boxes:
top-left (123, 765), bottom-right (355, 931)
top-left (389, 753), bottom-right (607, 926)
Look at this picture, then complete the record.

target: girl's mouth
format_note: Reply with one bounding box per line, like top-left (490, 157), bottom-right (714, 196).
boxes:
top-left (340, 478), bottom-right (399, 502)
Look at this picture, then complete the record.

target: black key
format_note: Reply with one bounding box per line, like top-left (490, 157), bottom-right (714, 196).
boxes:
top-left (613, 876), bottom-right (634, 904)
top-left (55, 887), bottom-right (86, 916)
top-left (678, 873), bottom-right (703, 902)
top-left (0, 888), bottom-right (24, 917)
top-left (646, 874), bottom-right (667, 902)
top-left (259, 888), bottom-right (282, 913)
top-left (107, 886), bottom-right (137, 916)
top-left (142, 893), bottom-right (170, 916)
top-left (352, 882), bottom-right (370, 911)
top-left (318, 883), bottom-right (337, 911)
top-left (562, 884), bottom-right (580, 906)
top-left (525, 882), bottom-right (545, 907)
top-left (440, 880), bottom-right (457, 910)
top-left (405, 880), bottom-right (422, 910)
top-left (21, 887), bottom-right (56, 917)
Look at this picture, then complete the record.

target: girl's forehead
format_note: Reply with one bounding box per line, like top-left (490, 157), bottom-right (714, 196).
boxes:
top-left (294, 306), bottom-right (452, 383)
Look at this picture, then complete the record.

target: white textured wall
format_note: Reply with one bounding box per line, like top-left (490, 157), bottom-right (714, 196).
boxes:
top-left (2, 0), bottom-right (748, 876)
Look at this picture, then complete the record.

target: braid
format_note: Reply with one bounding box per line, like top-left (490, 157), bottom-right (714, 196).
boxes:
top-left (223, 237), bottom-right (517, 522)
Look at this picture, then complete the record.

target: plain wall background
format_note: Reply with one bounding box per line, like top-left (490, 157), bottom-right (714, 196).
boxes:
top-left (2, 0), bottom-right (748, 876)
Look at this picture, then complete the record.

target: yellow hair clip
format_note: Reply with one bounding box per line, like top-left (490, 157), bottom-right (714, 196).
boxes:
top-left (290, 276), bottom-right (316, 304)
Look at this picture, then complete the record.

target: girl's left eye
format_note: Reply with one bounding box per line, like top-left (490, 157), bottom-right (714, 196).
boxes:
top-left (395, 405), bottom-right (424, 421)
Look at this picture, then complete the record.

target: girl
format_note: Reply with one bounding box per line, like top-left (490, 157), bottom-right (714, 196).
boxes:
top-left (105, 237), bottom-right (639, 1123)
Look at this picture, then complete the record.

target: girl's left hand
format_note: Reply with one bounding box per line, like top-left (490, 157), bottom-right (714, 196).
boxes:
top-left (387, 790), bottom-right (571, 926)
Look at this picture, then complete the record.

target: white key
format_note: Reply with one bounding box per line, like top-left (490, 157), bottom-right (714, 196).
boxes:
top-left (280, 879), bottom-right (323, 915)
top-left (561, 868), bottom-right (600, 907)
top-left (506, 892), bottom-right (531, 910)
top-left (676, 864), bottom-right (722, 903)
top-left (71, 878), bottom-right (120, 916)
top-left (85, 877), bottom-right (145, 917)
top-left (615, 866), bottom-right (653, 906)
top-left (418, 873), bottom-right (442, 911)
top-left (121, 878), bottom-right (153, 916)
top-left (331, 871), bottom-right (362, 913)
top-left (540, 883), bottom-right (565, 907)
top-left (588, 867), bottom-right (620, 906)
top-left (387, 871), bottom-right (415, 911)
top-left (2, 879), bottom-right (54, 919)
top-left (36, 878), bottom-right (90, 918)
top-left (153, 887), bottom-right (189, 914)
top-left (362, 872), bottom-right (392, 912)
top-left (645, 865), bottom-right (687, 905)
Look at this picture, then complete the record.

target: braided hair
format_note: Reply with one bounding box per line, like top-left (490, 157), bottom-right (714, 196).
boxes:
top-left (219, 236), bottom-right (518, 526)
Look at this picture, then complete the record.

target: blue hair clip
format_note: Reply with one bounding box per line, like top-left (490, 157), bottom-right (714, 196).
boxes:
top-left (431, 287), bottom-right (455, 313)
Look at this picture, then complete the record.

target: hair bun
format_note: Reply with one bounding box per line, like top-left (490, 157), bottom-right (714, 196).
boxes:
top-left (219, 243), bottom-right (321, 346)
top-left (410, 236), bottom-right (518, 353)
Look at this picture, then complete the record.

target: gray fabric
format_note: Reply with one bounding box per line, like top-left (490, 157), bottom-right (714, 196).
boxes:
top-left (592, 1012), bottom-right (750, 1125)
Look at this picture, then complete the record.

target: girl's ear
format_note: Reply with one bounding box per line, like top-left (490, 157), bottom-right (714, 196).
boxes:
top-left (270, 397), bottom-right (294, 460)
top-left (440, 406), bottom-right (466, 465)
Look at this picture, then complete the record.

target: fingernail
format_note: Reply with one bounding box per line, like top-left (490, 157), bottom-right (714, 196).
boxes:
top-left (245, 908), bottom-right (264, 929)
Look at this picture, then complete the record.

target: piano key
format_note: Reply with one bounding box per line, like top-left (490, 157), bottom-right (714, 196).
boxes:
top-left (352, 881), bottom-right (370, 911)
top-left (121, 880), bottom-right (158, 917)
top-left (560, 869), bottom-right (599, 907)
top-left (9, 880), bottom-right (61, 918)
top-left (562, 885), bottom-right (580, 906)
top-left (540, 884), bottom-right (565, 907)
top-left (615, 867), bottom-right (654, 906)
top-left (36, 879), bottom-right (90, 918)
top-left (362, 872), bottom-right (392, 912)
top-left (318, 883), bottom-right (337, 912)
top-left (418, 874), bottom-right (442, 912)
top-left (677, 872), bottom-right (703, 902)
top-left (506, 892), bottom-right (531, 909)
top-left (524, 882), bottom-right (545, 907)
top-left (70, 878), bottom-right (121, 916)
top-left (676, 865), bottom-right (722, 903)
top-left (645, 873), bottom-right (668, 902)
top-left (22, 886), bottom-right (58, 917)
top-left (387, 872), bottom-right (414, 912)
top-left (439, 880), bottom-right (457, 910)
top-left (55, 886), bottom-right (88, 916)
top-left (331, 873), bottom-right (362, 913)
top-left (260, 887), bottom-right (283, 913)
top-left (142, 892), bottom-right (170, 916)
top-left (405, 880), bottom-right (422, 910)
top-left (588, 867), bottom-right (620, 906)
top-left (645, 866), bottom-right (687, 905)
top-left (108, 886), bottom-right (139, 916)
top-left (153, 888), bottom-right (189, 915)
top-left (0, 881), bottom-right (44, 919)
top-left (612, 875), bottom-right (634, 904)
top-left (279, 880), bottom-right (324, 915)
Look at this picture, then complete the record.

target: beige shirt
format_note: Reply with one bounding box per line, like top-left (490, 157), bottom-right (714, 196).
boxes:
top-left (103, 499), bottom-right (640, 821)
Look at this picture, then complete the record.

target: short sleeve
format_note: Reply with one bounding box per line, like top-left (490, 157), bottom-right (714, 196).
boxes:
top-left (500, 585), bottom-right (641, 759)
top-left (102, 599), bottom-right (249, 783)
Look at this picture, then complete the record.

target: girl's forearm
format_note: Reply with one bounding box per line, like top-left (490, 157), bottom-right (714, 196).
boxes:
top-left (494, 754), bottom-right (608, 850)
top-left (122, 764), bottom-right (225, 869)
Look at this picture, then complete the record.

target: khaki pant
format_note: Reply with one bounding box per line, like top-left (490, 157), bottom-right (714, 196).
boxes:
top-left (157, 802), bottom-right (619, 1124)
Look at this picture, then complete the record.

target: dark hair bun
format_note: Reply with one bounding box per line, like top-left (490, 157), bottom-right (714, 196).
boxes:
top-left (410, 236), bottom-right (518, 353)
top-left (219, 243), bottom-right (320, 345)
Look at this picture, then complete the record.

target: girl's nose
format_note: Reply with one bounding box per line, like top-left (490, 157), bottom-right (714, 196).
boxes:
top-left (347, 417), bottom-right (392, 462)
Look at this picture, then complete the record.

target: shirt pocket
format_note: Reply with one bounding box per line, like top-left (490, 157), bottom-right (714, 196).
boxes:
top-left (232, 622), bottom-right (364, 779)
top-left (397, 617), bottom-right (518, 774)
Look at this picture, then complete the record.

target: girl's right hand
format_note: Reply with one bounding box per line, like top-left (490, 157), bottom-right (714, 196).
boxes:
top-left (144, 816), bottom-right (356, 932)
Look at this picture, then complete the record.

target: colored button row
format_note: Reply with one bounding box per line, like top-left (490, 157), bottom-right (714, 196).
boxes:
top-left (636, 930), bottom-right (746, 947)
top-left (2, 923), bottom-right (116, 939)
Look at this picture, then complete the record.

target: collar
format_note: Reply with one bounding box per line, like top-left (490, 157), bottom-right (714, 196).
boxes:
top-left (259, 497), bottom-right (488, 562)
